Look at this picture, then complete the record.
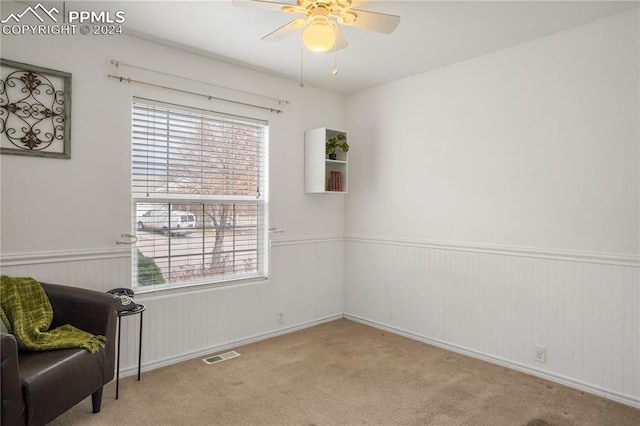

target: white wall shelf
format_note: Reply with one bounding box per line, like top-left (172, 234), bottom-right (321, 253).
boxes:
top-left (305, 127), bottom-right (348, 194)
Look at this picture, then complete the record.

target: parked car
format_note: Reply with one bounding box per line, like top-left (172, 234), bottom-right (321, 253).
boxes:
top-left (137, 210), bottom-right (196, 236)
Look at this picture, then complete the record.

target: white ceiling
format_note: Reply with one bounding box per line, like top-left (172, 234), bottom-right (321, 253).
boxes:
top-left (72, 1), bottom-right (640, 94)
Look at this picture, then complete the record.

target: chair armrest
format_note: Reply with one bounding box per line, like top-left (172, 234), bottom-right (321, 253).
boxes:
top-left (1, 333), bottom-right (26, 426)
top-left (41, 282), bottom-right (121, 336)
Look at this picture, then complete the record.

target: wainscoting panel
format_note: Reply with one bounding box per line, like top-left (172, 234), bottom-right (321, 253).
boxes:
top-left (0, 237), bottom-right (344, 377)
top-left (343, 236), bottom-right (640, 407)
top-left (0, 249), bottom-right (132, 291)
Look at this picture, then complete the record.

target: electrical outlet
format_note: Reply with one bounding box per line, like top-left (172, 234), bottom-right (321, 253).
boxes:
top-left (535, 345), bottom-right (546, 363)
top-left (277, 312), bottom-right (284, 325)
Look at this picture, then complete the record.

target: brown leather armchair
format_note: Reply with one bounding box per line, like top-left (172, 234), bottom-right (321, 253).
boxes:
top-left (1, 282), bottom-right (120, 425)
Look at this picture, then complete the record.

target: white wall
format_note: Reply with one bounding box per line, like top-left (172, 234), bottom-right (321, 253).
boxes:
top-left (344, 9), bottom-right (640, 407)
top-left (0, 1), bottom-right (345, 372)
top-left (346, 10), bottom-right (638, 254)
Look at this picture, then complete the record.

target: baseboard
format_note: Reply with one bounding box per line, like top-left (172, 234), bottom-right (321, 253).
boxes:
top-left (117, 313), bottom-right (344, 377)
top-left (343, 313), bottom-right (640, 410)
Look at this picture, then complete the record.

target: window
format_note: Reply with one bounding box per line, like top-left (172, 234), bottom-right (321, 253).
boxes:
top-left (131, 99), bottom-right (268, 291)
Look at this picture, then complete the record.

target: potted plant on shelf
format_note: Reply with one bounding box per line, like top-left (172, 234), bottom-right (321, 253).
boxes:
top-left (326, 133), bottom-right (349, 160)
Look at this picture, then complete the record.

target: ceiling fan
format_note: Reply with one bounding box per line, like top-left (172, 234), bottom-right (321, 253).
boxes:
top-left (233, 0), bottom-right (401, 53)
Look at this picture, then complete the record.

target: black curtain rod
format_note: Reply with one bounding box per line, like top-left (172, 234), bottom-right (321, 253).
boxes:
top-left (107, 74), bottom-right (283, 114)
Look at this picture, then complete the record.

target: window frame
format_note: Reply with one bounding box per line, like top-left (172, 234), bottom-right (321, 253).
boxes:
top-left (130, 98), bottom-right (269, 293)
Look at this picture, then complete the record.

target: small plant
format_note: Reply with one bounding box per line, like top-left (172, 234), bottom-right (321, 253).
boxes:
top-left (137, 249), bottom-right (165, 286)
top-left (326, 133), bottom-right (349, 159)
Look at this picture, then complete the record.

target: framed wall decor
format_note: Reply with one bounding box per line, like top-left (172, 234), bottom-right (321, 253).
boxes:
top-left (0, 59), bottom-right (71, 159)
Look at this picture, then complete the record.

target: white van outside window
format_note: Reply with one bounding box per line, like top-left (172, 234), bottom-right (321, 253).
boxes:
top-left (137, 210), bottom-right (196, 236)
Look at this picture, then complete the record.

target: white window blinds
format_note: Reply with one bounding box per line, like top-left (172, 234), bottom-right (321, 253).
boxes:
top-left (132, 99), bottom-right (268, 290)
top-left (132, 101), bottom-right (267, 198)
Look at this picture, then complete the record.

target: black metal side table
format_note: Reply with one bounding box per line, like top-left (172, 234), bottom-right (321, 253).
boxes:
top-left (115, 303), bottom-right (146, 399)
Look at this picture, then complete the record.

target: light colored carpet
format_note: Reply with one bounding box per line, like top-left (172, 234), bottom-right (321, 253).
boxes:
top-left (51, 319), bottom-right (640, 425)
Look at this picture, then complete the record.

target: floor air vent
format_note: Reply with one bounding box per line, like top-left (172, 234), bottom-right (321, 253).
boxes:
top-left (203, 351), bottom-right (241, 365)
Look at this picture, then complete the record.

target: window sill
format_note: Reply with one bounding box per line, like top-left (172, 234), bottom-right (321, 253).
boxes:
top-left (133, 275), bottom-right (269, 298)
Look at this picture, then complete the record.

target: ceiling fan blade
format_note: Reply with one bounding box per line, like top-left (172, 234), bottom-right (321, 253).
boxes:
top-left (341, 8), bottom-right (400, 34)
top-left (232, 0), bottom-right (298, 13)
top-left (333, 24), bottom-right (348, 51)
top-left (261, 18), bottom-right (307, 42)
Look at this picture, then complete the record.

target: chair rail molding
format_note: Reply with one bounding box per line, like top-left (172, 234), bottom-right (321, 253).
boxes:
top-left (270, 233), bottom-right (344, 247)
top-left (0, 248), bottom-right (130, 267)
top-left (344, 234), bottom-right (640, 268)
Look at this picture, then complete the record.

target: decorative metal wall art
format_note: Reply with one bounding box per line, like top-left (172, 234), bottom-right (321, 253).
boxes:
top-left (0, 59), bottom-right (71, 158)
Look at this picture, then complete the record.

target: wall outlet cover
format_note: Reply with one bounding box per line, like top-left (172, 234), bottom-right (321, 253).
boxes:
top-left (535, 345), bottom-right (547, 363)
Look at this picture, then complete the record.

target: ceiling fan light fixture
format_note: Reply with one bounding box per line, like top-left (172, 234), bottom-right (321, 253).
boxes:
top-left (302, 20), bottom-right (336, 52)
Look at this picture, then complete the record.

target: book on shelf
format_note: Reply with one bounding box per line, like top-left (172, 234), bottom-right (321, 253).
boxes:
top-left (326, 171), bottom-right (343, 191)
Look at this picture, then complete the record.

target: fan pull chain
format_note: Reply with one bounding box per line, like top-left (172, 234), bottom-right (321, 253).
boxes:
top-left (299, 47), bottom-right (305, 87)
top-left (332, 43), bottom-right (339, 75)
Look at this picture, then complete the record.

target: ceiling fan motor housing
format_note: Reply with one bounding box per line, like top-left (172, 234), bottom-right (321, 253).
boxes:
top-left (239, 0), bottom-right (400, 51)
top-left (297, 1), bottom-right (355, 21)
